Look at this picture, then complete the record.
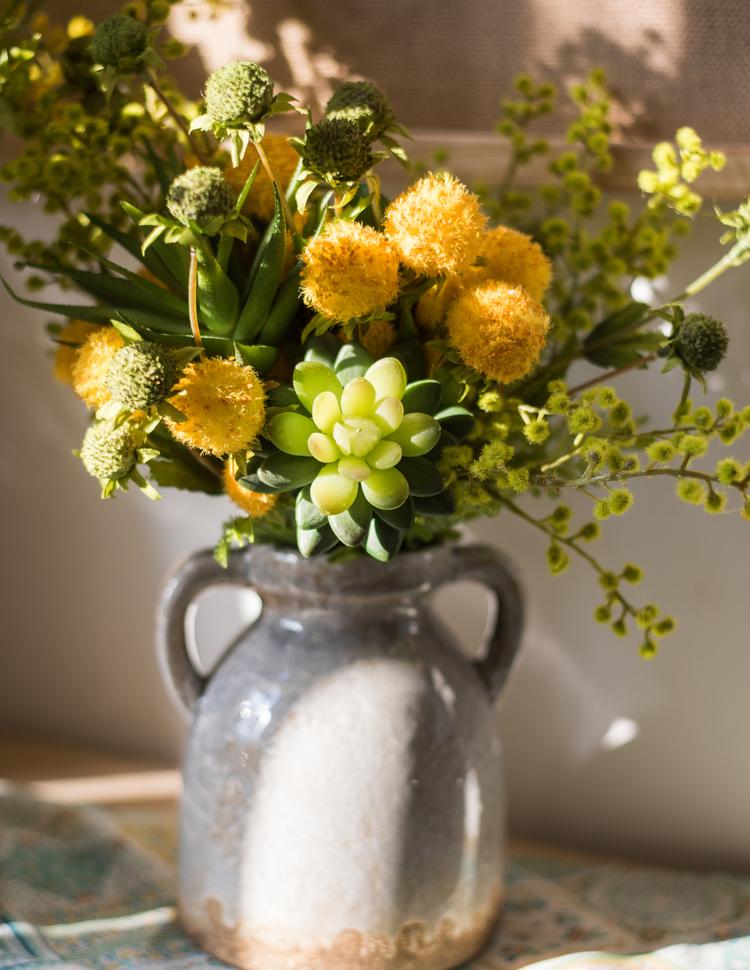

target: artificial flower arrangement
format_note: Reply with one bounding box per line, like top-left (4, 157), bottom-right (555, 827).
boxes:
top-left (2, 3), bottom-right (749, 657)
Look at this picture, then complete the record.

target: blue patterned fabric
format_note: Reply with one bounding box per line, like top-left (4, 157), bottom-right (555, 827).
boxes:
top-left (2, 793), bottom-right (750, 969)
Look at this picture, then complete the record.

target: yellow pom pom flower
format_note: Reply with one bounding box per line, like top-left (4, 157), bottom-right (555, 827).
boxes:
top-left (465, 226), bottom-right (552, 301)
top-left (301, 220), bottom-right (400, 322)
top-left (71, 326), bottom-right (124, 408)
top-left (223, 466), bottom-right (278, 517)
top-left (446, 280), bottom-right (549, 384)
top-left (384, 173), bottom-right (487, 278)
top-left (54, 320), bottom-right (97, 385)
top-left (225, 134), bottom-right (300, 223)
top-left (166, 357), bottom-right (265, 457)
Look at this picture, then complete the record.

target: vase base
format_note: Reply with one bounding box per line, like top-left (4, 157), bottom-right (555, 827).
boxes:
top-left (184, 892), bottom-right (502, 970)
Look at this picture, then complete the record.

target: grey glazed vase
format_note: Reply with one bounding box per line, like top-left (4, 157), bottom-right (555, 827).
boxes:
top-left (157, 541), bottom-right (523, 970)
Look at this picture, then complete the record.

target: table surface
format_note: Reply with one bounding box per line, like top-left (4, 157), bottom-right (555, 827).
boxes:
top-left (2, 731), bottom-right (750, 970)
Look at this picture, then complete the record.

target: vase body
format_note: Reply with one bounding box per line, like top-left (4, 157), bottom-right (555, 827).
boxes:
top-left (157, 542), bottom-right (523, 970)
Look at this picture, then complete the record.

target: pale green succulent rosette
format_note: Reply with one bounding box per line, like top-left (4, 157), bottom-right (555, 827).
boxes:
top-left (249, 342), bottom-right (470, 561)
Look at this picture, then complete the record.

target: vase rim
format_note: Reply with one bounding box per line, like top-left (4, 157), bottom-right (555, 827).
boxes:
top-left (231, 540), bottom-right (459, 599)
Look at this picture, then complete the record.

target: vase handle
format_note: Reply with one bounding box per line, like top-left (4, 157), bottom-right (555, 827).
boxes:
top-left (156, 548), bottom-right (249, 719)
top-left (448, 544), bottom-right (524, 702)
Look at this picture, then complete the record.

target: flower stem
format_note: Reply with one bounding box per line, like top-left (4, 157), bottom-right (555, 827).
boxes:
top-left (253, 139), bottom-right (298, 240)
top-left (188, 248), bottom-right (202, 347)
top-left (145, 70), bottom-right (206, 161)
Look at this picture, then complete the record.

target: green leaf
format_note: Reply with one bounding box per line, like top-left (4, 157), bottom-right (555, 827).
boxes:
top-left (584, 302), bottom-right (650, 348)
top-left (214, 516), bottom-right (254, 568)
top-left (334, 342), bottom-right (374, 385)
top-left (364, 516), bottom-right (402, 562)
top-left (304, 334), bottom-right (341, 366)
top-left (233, 342), bottom-right (278, 373)
top-left (258, 267), bottom-right (302, 345)
top-left (297, 523), bottom-right (339, 558)
top-left (387, 413), bottom-right (442, 457)
top-left (412, 492), bottom-right (456, 516)
top-left (266, 412), bottom-right (316, 456)
top-left (329, 490), bottom-right (372, 547)
top-left (434, 405), bottom-right (474, 440)
top-left (294, 360), bottom-right (342, 411)
top-left (295, 487), bottom-right (327, 530)
top-left (398, 457), bottom-right (443, 497)
top-left (257, 453), bottom-right (320, 491)
top-left (375, 496), bottom-right (415, 530)
top-left (149, 458), bottom-right (223, 495)
top-left (402, 379), bottom-right (442, 414)
top-left (235, 186), bottom-right (287, 340)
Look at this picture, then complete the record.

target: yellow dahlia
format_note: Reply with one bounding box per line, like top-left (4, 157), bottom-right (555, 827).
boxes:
top-left (54, 320), bottom-right (97, 385)
top-left (71, 326), bottom-right (124, 408)
top-left (225, 134), bottom-right (300, 223)
top-left (301, 220), bottom-right (400, 322)
top-left (384, 173), bottom-right (487, 278)
top-left (466, 226), bottom-right (552, 301)
top-left (167, 357), bottom-right (266, 456)
top-left (223, 466), bottom-right (278, 517)
top-left (446, 280), bottom-right (549, 384)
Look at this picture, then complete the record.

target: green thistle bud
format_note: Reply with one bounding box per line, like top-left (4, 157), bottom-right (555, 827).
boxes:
top-left (301, 118), bottom-right (374, 185)
top-left (325, 81), bottom-right (395, 138)
top-left (106, 341), bottom-right (178, 409)
top-left (167, 167), bottom-right (237, 229)
top-left (90, 14), bottom-right (147, 68)
top-left (675, 313), bottom-right (729, 373)
top-left (204, 60), bottom-right (274, 128)
top-left (80, 421), bottom-right (137, 480)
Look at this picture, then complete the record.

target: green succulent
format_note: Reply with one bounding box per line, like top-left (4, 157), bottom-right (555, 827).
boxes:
top-left (105, 341), bottom-right (178, 409)
top-left (244, 342), bottom-right (472, 560)
top-left (325, 81), bottom-right (395, 139)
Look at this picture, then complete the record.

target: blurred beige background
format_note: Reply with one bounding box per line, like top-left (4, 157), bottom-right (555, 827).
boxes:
top-left (1, 0), bottom-right (749, 867)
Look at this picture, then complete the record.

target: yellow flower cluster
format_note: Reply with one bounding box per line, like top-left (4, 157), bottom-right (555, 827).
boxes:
top-left (167, 357), bottom-right (265, 456)
top-left (301, 220), bottom-right (400, 322)
top-left (71, 326), bottom-right (124, 408)
top-left (54, 319), bottom-right (97, 385)
top-left (416, 226), bottom-right (552, 329)
top-left (223, 466), bottom-right (278, 517)
top-left (384, 173), bottom-right (486, 277)
top-left (225, 134), bottom-right (300, 222)
top-left (446, 280), bottom-right (549, 383)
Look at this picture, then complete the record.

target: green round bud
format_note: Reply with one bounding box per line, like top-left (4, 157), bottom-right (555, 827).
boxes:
top-left (166, 166), bottom-right (237, 229)
top-left (675, 313), bottom-right (729, 373)
top-left (204, 60), bottom-right (274, 127)
top-left (301, 118), bottom-right (374, 184)
top-left (106, 341), bottom-right (178, 408)
top-left (89, 15), bottom-right (148, 68)
top-left (80, 421), bottom-right (137, 480)
top-left (325, 81), bottom-right (395, 138)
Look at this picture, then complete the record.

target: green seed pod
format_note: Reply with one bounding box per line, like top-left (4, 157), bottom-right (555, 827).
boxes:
top-left (89, 14), bottom-right (148, 68)
top-left (325, 81), bottom-right (395, 138)
top-left (301, 118), bottom-right (374, 184)
top-left (80, 421), bottom-right (137, 480)
top-left (204, 60), bottom-right (274, 127)
top-left (166, 167), bottom-right (237, 230)
top-left (106, 341), bottom-right (178, 409)
top-left (675, 313), bottom-right (729, 373)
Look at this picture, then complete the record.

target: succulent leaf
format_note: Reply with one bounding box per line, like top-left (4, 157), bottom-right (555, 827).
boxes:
top-left (387, 412), bottom-right (441, 457)
top-left (294, 361), bottom-right (342, 411)
top-left (310, 464), bottom-right (358, 514)
top-left (266, 412), bottom-right (316, 456)
top-left (364, 516), bottom-right (402, 562)
top-left (366, 357), bottom-right (407, 400)
top-left (402, 379), bottom-right (442, 414)
top-left (361, 467), bottom-right (409, 510)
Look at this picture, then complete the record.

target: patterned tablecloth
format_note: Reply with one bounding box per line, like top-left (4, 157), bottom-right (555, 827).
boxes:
top-left (2, 793), bottom-right (750, 970)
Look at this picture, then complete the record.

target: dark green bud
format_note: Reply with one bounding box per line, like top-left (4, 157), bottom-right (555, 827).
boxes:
top-left (301, 118), bottom-right (374, 184)
top-left (167, 166), bottom-right (237, 229)
top-left (80, 421), bottom-right (137, 480)
top-left (325, 81), bottom-right (395, 138)
top-left (204, 61), bottom-right (274, 127)
top-left (90, 15), bottom-right (147, 68)
top-left (106, 341), bottom-right (178, 408)
top-left (675, 313), bottom-right (729, 373)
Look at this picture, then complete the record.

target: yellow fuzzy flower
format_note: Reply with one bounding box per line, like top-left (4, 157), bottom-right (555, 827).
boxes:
top-left (71, 326), bottom-right (124, 408)
top-left (301, 220), bottom-right (400, 322)
top-left (54, 319), bottom-right (97, 385)
top-left (384, 173), bottom-right (487, 278)
top-left (415, 279), bottom-right (461, 330)
top-left (225, 134), bottom-right (300, 223)
top-left (223, 466), bottom-right (278, 517)
top-left (446, 280), bottom-right (549, 384)
top-left (465, 226), bottom-right (552, 301)
top-left (166, 357), bottom-right (265, 457)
